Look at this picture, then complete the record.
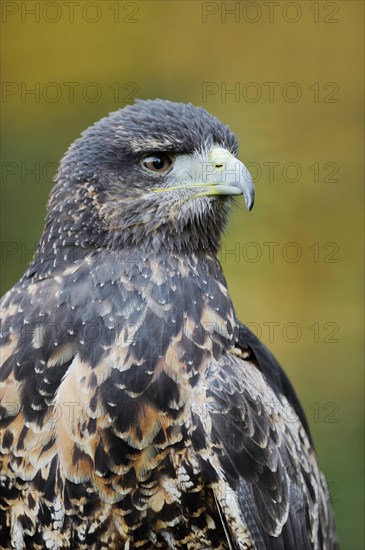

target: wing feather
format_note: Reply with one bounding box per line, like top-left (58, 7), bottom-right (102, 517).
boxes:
top-left (191, 330), bottom-right (338, 549)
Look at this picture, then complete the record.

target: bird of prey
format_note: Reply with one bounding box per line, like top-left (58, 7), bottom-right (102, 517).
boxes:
top-left (0, 99), bottom-right (337, 549)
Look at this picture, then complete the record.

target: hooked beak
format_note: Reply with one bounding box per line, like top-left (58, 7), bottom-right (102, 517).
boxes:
top-left (152, 147), bottom-right (255, 211)
top-left (203, 147), bottom-right (255, 211)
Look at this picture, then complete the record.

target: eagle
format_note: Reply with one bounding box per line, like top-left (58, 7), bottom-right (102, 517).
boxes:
top-left (0, 99), bottom-right (337, 549)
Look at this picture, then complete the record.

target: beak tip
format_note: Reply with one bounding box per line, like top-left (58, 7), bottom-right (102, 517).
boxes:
top-left (244, 191), bottom-right (255, 211)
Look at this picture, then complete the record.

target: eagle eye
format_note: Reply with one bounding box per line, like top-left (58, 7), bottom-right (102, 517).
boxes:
top-left (142, 153), bottom-right (172, 174)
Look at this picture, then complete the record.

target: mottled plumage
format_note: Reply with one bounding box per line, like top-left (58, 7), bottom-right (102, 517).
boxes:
top-left (0, 100), bottom-right (337, 549)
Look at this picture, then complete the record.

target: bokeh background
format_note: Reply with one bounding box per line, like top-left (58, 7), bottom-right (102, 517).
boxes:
top-left (1, 1), bottom-right (363, 547)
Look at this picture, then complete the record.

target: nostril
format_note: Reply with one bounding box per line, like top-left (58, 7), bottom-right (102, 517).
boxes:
top-left (215, 163), bottom-right (223, 168)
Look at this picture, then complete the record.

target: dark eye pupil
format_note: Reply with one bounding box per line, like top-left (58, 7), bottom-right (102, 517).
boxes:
top-left (152, 157), bottom-right (165, 169)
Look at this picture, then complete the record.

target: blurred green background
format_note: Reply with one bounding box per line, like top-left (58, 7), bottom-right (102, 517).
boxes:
top-left (1, 1), bottom-right (363, 548)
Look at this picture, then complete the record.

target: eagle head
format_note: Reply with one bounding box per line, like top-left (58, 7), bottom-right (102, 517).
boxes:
top-left (39, 99), bottom-right (254, 263)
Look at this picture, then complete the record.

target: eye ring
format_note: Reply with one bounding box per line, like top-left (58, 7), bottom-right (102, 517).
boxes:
top-left (141, 153), bottom-right (173, 174)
